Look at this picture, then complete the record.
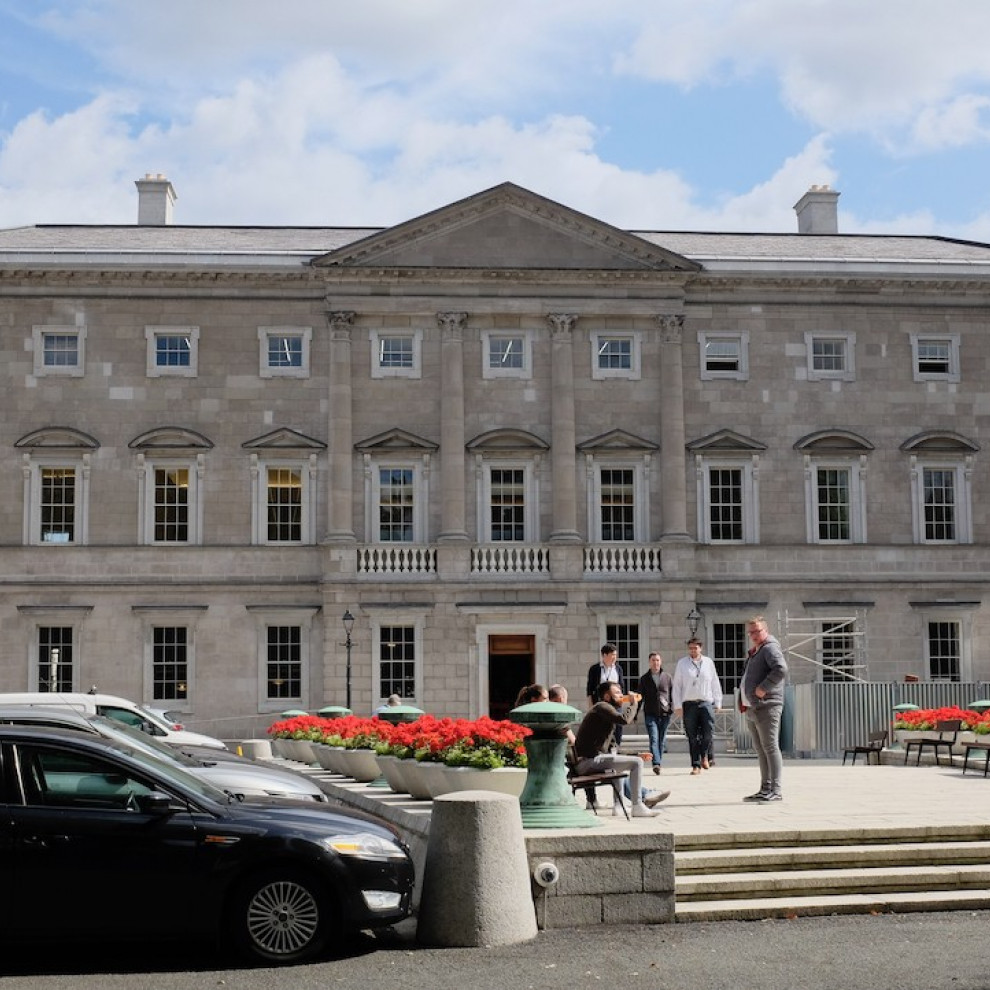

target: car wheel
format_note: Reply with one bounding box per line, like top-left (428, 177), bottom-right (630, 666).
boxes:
top-left (229, 868), bottom-right (334, 965)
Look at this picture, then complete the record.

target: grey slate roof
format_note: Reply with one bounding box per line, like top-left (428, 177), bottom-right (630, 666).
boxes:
top-left (1, 223), bottom-right (990, 273)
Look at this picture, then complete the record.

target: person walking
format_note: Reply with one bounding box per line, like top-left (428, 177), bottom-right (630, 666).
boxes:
top-left (672, 638), bottom-right (722, 775)
top-left (739, 615), bottom-right (788, 802)
top-left (638, 651), bottom-right (673, 774)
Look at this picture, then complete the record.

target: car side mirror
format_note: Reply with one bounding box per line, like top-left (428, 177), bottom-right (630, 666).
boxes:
top-left (136, 791), bottom-right (174, 816)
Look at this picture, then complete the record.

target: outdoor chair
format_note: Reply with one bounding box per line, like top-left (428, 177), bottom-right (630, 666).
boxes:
top-left (904, 719), bottom-right (963, 767)
top-left (842, 729), bottom-right (887, 765)
top-left (962, 739), bottom-right (990, 777)
top-left (565, 747), bottom-right (630, 820)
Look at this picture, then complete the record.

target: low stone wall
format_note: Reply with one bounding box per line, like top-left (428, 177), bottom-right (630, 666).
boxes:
top-left (292, 770), bottom-right (675, 929)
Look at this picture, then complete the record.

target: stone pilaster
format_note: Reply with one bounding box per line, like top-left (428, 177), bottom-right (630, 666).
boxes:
top-left (657, 314), bottom-right (690, 541)
top-left (547, 314), bottom-right (581, 544)
top-left (437, 312), bottom-right (468, 543)
top-left (326, 309), bottom-right (355, 543)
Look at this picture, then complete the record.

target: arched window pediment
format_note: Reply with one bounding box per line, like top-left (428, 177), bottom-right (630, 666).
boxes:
top-left (15, 427), bottom-right (99, 450)
top-left (794, 430), bottom-right (874, 453)
top-left (128, 427), bottom-right (213, 451)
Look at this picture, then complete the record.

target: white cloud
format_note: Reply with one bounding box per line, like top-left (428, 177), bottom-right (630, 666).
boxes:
top-left (616, 0), bottom-right (990, 147)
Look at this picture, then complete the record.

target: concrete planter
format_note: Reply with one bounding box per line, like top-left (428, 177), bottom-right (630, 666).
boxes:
top-left (440, 766), bottom-right (527, 798)
top-left (337, 748), bottom-right (381, 782)
top-left (313, 744), bottom-right (344, 772)
top-left (400, 759), bottom-right (438, 800)
top-left (376, 755), bottom-right (410, 794)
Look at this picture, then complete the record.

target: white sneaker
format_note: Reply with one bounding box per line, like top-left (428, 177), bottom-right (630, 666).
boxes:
top-left (631, 803), bottom-right (659, 818)
top-left (611, 803), bottom-right (626, 817)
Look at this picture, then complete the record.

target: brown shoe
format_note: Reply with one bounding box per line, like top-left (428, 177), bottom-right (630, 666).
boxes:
top-left (652, 765), bottom-right (662, 775)
top-left (701, 757), bottom-right (710, 769)
top-left (690, 767), bottom-right (701, 775)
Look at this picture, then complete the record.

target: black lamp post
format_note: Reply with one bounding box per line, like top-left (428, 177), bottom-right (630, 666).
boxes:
top-left (342, 609), bottom-right (355, 711)
top-left (686, 606), bottom-right (702, 639)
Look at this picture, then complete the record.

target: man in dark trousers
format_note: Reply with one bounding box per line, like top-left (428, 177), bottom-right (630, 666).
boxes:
top-left (638, 651), bottom-right (673, 774)
top-left (586, 642), bottom-right (626, 747)
top-left (739, 615), bottom-right (788, 802)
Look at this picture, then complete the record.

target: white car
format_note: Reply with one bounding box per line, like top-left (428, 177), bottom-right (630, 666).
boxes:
top-left (0, 692), bottom-right (227, 749)
top-left (0, 705), bottom-right (329, 803)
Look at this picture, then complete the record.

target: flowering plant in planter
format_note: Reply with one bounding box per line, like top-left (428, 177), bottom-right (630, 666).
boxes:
top-left (266, 714), bottom-right (327, 742)
top-left (892, 706), bottom-right (990, 733)
top-left (439, 716), bottom-right (531, 769)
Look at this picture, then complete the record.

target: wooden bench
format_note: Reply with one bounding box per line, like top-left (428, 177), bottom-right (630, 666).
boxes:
top-left (566, 748), bottom-right (630, 820)
top-left (904, 719), bottom-right (962, 767)
top-left (842, 729), bottom-right (887, 765)
top-left (962, 740), bottom-right (990, 777)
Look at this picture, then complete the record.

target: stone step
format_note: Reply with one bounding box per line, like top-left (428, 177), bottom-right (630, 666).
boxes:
top-left (675, 887), bottom-right (990, 922)
top-left (676, 863), bottom-right (990, 900)
top-left (676, 840), bottom-right (990, 874)
top-left (674, 822), bottom-right (990, 850)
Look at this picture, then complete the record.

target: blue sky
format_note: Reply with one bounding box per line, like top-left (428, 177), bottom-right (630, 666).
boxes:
top-left (2, 0), bottom-right (990, 237)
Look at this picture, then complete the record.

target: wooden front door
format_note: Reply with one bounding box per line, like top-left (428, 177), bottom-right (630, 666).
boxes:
top-left (487, 634), bottom-right (536, 720)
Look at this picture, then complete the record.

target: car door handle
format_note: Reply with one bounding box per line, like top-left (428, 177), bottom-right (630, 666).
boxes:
top-left (21, 834), bottom-right (70, 848)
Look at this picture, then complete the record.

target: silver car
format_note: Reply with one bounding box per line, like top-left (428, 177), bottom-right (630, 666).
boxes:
top-left (0, 706), bottom-right (329, 803)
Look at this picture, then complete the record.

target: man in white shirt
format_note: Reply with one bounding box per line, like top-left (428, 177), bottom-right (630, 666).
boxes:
top-left (672, 638), bottom-right (722, 775)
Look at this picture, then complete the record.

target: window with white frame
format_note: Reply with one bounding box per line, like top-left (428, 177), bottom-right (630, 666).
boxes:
top-left (599, 467), bottom-right (636, 541)
top-left (910, 333), bottom-right (960, 383)
top-left (805, 460), bottom-right (867, 543)
top-left (699, 461), bottom-right (759, 544)
top-left (266, 625), bottom-right (302, 700)
top-left (698, 332), bottom-right (749, 381)
top-left (711, 621), bottom-right (746, 697)
top-left (820, 620), bottom-right (859, 682)
top-left (487, 466), bottom-right (526, 542)
top-left (927, 620), bottom-right (961, 681)
top-left (481, 331), bottom-right (532, 379)
top-left (138, 457), bottom-right (202, 545)
top-left (377, 466), bottom-right (417, 542)
top-left (806, 332), bottom-right (855, 381)
top-left (591, 332), bottom-right (641, 380)
top-left (911, 461), bottom-right (972, 544)
top-left (251, 460), bottom-right (316, 545)
top-left (37, 626), bottom-right (74, 692)
top-left (259, 326), bottom-right (311, 378)
top-left (25, 460), bottom-right (91, 546)
top-left (151, 626), bottom-right (189, 702)
top-left (376, 622), bottom-right (421, 704)
top-left (33, 325), bottom-right (86, 377)
top-left (146, 326), bottom-right (199, 377)
top-left (249, 605), bottom-right (317, 711)
top-left (605, 622), bottom-right (641, 693)
top-left (370, 330), bottom-right (422, 379)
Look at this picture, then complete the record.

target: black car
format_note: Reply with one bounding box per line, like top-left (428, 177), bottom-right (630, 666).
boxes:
top-left (0, 725), bottom-right (414, 964)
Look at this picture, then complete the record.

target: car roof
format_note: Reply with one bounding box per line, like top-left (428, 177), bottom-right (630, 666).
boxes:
top-left (0, 705), bottom-right (95, 729)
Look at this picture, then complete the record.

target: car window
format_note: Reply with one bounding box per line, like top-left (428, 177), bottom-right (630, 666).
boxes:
top-left (97, 705), bottom-right (166, 737)
top-left (89, 715), bottom-right (199, 768)
top-left (18, 746), bottom-right (156, 811)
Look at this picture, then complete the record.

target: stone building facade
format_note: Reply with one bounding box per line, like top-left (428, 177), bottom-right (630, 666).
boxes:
top-left (1, 178), bottom-right (989, 737)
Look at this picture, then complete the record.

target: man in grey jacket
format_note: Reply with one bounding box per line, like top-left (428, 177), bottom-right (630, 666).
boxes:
top-left (739, 615), bottom-right (788, 802)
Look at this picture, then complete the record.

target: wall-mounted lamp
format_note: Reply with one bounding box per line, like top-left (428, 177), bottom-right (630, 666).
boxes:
top-left (686, 607), bottom-right (703, 638)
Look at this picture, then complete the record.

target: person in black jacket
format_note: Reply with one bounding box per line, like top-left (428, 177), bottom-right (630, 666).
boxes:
top-left (638, 651), bottom-right (673, 774)
top-left (586, 643), bottom-right (626, 748)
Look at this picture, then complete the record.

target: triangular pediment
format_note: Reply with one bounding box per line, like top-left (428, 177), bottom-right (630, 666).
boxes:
top-left (466, 428), bottom-right (549, 452)
top-left (578, 429), bottom-right (659, 453)
top-left (687, 429), bottom-right (766, 453)
top-left (15, 427), bottom-right (99, 450)
top-left (242, 428), bottom-right (326, 451)
top-left (355, 428), bottom-right (439, 452)
top-left (312, 183), bottom-right (699, 273)
top-left (127, 427), bottom-right (213, 450)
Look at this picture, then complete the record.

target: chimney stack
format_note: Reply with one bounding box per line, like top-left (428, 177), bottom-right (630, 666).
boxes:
top-left (793, 185), bottom-right (839, 234)
top-left (135, 173), bottom-right (176, 226)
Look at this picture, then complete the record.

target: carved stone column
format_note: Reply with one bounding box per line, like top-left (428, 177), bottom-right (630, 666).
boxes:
top-left (548, 314), bottom-right (580, 543)
top-left (438, 312), bottom-right (468, 542)
top-left (326, 310), bottom-right (355, 542)
top-left (658, 314), bottom-right (690, 541)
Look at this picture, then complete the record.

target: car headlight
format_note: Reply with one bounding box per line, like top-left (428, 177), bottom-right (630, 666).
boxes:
top-left (323, 831), bottom-right (407, 861)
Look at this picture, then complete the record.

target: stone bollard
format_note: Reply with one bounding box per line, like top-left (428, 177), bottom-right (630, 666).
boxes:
top-left (416, 790), bottom-right (538, 947)
top-left (235, 739), bottom-right (273, 759)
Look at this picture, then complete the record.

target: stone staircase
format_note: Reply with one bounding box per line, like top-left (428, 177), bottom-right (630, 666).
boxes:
top-left (675, 824), bottom-right (990, 921)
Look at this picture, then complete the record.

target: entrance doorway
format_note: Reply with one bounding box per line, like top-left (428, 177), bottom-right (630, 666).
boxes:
top-left (487, 634), bottom-right (535, 720)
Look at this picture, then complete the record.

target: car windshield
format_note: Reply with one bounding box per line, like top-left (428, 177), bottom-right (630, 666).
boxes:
top-left (87, 735), bottom-right (232, 804)
top-left (89, 715), bottom-right (201, 768)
